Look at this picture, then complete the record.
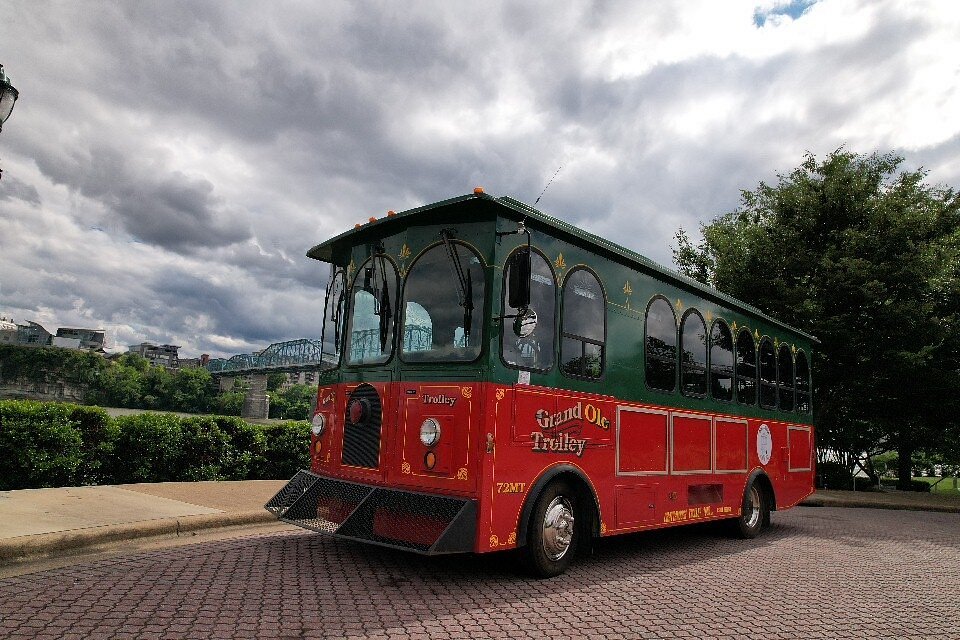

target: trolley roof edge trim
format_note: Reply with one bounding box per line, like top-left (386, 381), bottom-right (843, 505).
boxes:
top-left (306, 192), bottom-right (820, 344)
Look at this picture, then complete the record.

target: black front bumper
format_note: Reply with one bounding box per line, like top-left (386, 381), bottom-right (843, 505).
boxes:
top-left (265, 470), bottom-right (477, 555)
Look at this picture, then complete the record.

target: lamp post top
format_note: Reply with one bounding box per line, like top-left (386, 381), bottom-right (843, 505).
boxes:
top-left (0, 64), bottom-right (19, 131)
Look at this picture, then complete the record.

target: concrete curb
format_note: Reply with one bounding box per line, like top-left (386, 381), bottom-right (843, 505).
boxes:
top-left (800, 495), bottom-right (960, 514)
top-left (0, 510), bottom-right (274, 563)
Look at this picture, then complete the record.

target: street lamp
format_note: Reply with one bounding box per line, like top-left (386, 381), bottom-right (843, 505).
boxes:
top-left (0, 64), bottom-right (18, 181)
top-left (0, 65), bottom-right (18, 132)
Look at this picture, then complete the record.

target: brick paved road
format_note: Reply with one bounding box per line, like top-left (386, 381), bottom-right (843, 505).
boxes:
top-left (1, 506), bottom-right (958, 639)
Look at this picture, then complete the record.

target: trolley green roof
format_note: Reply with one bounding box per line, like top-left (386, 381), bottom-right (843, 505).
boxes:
top-left (307, 191), bottom-right (819, 344)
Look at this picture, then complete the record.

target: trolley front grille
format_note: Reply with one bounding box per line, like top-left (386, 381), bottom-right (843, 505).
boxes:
top-left (341, 384), bottom-right (382, 469)
top-left (265, 470), bottom-right (476, 554)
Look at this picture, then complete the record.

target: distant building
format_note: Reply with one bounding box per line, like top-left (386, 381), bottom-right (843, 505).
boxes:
top-left (178, 354), bottom-right (209, 369)
top-left (56, 328), bottom-right (106, 351)
top-left (0, 317), bottom-right (16, 344)
top-left (17, 321), bottom-right (52, 346)
top-left (128, 342), bottom-right (180, 368)
top-left (51, 336), bottom-right (82, 349)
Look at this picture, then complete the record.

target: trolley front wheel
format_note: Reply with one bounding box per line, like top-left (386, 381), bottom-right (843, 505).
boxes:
top-left (521, 480), bottom-right (580, 578)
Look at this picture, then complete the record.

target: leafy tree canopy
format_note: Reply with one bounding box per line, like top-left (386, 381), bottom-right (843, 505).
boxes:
top-left (674, 149), bottom-right (960, 487)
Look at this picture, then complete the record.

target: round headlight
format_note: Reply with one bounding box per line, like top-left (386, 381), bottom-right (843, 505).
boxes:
top-left (419, 418), bottom-right (441, 447)
top-left (311, 412), bottom-right (326, 436)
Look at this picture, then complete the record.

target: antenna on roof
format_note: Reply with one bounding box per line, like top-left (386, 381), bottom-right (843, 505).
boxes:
top-left (534, 165), bottom-right (562, 207)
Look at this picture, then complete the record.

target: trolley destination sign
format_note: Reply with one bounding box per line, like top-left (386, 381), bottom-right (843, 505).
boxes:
top-left (265, 189), bottom-right (817, 577)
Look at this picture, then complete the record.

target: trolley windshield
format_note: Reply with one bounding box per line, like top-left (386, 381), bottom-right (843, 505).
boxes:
top-left (400, 241), bottom-right (486, 362)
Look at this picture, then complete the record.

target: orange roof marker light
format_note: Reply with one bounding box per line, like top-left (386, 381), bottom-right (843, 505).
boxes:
top-left (354, 223), bottom-right (362, 229)
top-left (368, 217), bottom-right (377, 223)
top-left (474, 186), bottom-right (484, 194)
top-left (387, 210), bottom-right (397, 217)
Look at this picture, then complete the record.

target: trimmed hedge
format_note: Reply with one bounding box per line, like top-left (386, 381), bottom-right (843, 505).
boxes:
top-left (0, 400), bottom-right (309, 490)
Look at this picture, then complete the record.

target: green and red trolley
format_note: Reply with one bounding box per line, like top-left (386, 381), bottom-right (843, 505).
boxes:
top-left (266, 189), bottom-right (817, 577)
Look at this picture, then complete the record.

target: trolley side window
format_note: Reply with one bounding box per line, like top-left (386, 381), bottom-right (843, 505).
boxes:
top-left (320, 267), bottom-right (347, 365)
top-left (680, 310), bottom-right (707, 397)
top-left (710, 319), bottom-right (734, 401)
top-left (559, 268), bottom-right (605, 379)
top-left (502, 248), bottom-right (556, 371)
top-left (796, 350), bottom-right (811, 414)
top-left (759, 337), bottom-right (777, 409)
top-left (645, 296), bottom-right (677, 392)
top-left (736, 328), bottom-right (757, 405)
top-left (778, 343), bottom-right (795, 412)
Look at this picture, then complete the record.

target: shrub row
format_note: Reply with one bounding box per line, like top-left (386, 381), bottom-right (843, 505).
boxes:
top-left (0, 400), bottom-right (310, 490)
top-left (817, 461), bottom-right (932, 492)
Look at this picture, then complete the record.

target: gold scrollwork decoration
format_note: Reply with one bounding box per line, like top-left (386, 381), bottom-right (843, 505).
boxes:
top-left (489, 534), bottom-right (500, 547)
top-left (460, 386), bottom-right (473, 398)
top-left (457, 467), bottom-right (468, 481)
top-left (401, 462), bottom-right (411, 474)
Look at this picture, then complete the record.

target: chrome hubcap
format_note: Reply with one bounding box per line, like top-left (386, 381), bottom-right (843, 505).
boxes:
top-left (542, 496), bottom-right (575, 561)
top-left (744, 486), bottom-right (762, 529)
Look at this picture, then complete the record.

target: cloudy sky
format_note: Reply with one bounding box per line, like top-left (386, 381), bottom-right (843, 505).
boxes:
top-left (1, 0), bottom-right (958, 358)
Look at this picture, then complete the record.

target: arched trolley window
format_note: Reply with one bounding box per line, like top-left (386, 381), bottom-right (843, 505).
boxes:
top-left (758, 337), bottom-right (777, 409)
top-left (680, 310), bottom-right (707, 397)
top-left (778, 343), bottom-right (795, 412)
top-left (401, 241), bottom-right (487, 362)
top-left (736, 328), bottom-right (757, 405)
top-left (320, 266), bottom-right (347, 365)
top-left (796, 350), bottom-right (811, 414)
top-left (345, 255), bottom-right (398, 365)
top-left (559, 267), bottom-right (605, 379)
top-left (501, 247), bottom-right (556, 371)
top-left (644, 296), bottom-right (677, 392)
top-left (710, 319), bottom-right (734, 401)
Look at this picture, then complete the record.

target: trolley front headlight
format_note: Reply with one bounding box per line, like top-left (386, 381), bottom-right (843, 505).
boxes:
top-left (311, 412), bottom-right (326, 436)
top-left (419, 417), bottom-right (441, 447)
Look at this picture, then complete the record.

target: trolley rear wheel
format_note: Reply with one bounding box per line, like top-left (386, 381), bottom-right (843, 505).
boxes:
top-left (731, 480), bottom-right (768, 538)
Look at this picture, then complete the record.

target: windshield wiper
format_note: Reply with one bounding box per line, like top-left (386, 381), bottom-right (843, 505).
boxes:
top-left (321, 267), bottom-right (343, 362)
top-left (377, 253), bottom-right (391, 352)
top-left (440, 229), bottom-right (473, 342)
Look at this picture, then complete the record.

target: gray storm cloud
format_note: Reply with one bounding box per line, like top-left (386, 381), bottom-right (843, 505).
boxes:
top-left (0, 0), bottom-right (958, 357)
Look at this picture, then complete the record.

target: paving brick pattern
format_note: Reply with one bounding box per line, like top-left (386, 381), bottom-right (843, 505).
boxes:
top-left (1, 507), bottom-right (958, 639)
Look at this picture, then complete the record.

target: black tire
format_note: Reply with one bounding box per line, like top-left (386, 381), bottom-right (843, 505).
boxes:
top-left (521, 480), bottom-right (580, 578)
top-left (731, 479), bottom-right (768, 539)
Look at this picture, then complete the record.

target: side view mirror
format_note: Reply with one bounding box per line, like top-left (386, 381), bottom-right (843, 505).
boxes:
top-left (508, 247), bottom-right (531, 309)
top-left (513, 307), bottom-right (538, 338)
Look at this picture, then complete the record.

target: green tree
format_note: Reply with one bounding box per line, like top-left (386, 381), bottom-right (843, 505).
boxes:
top-left (674, 150), bottom-right (960, 489)
top-left (89, 356), bottom-right (145, 408)
top-left (169, 367), bottom-right (214, 413)
top-left (266, 372), bottom-right (288, 392)
top-left (269, 384), bottom-right (316, 420)
top-left (142, 365), bottom-right (173, 409)
top-left (212, 390), bottom-right (245, 416)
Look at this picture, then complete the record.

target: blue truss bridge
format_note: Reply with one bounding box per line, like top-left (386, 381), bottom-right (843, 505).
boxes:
top-left (205, 326), bottom-right (443, 376)
top-left (205, 338), bottom-right (330, 375)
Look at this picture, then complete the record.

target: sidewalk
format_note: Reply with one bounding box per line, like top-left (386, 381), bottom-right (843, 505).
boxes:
top-left (1, 482), bottom-right (958, 565)
top-left (0, 480), bottom-right (287, 564)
